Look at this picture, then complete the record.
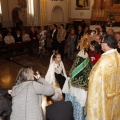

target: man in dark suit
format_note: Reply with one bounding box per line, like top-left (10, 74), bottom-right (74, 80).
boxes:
top-left (50, 24), bottom-right (58, 52)
top-left (46, 101), bottom-right (74, 120)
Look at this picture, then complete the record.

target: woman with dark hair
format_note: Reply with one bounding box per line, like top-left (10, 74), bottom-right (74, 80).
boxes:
top-left (83, 25), bottom-right (90, 35)
top-left (10, 68), bottom-right (54, 120)
top-left (88, 40), bottom-right (101, 65)
top-left (99, 25), bottom-right (106, 36)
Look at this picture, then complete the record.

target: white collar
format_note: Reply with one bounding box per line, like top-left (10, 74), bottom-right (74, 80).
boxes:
top-left (53, 29), bottom-right (56, 32)
top-left (77, 50), bottom-right (88, 58)
top-left (103, 49), bottom-right (117, 55)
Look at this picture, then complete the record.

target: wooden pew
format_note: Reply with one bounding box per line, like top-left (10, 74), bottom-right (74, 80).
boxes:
top-left (5, 40), bottom-right (39, 58)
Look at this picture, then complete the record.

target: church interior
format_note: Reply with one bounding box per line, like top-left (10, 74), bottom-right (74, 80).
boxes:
top-left (0, 0), bottom-right (120, 88)
top-left (0, 0), bottom-right (120, 119)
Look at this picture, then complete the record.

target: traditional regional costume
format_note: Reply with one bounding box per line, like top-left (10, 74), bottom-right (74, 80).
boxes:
top-left (45, 54), bottom-right (67, 89)
top-left (62, 34), bottom-right (92, 120)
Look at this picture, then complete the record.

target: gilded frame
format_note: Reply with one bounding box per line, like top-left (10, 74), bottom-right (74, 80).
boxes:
top-left (75, 0), bottom-right (90, 10)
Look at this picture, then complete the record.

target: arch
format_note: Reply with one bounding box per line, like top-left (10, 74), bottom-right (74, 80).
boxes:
top-left (51, 5), bottom-right (64, 23)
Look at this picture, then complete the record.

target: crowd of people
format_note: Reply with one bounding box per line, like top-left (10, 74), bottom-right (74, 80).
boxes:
top-left (0, 23), bottom-right (120, 120)
top-left (0, 24), bottom-right (120, 58)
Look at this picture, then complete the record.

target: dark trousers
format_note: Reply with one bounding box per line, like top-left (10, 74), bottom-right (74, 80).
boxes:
top-left (51, 41), bottom-right (58, 51)
top-left (57, 40), bottom-right (65, 59)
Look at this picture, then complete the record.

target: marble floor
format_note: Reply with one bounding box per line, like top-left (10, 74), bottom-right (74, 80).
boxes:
top-left (0, 52), bottom-right (73, 89)
top-left (0, 51), bottom-right (74, 120)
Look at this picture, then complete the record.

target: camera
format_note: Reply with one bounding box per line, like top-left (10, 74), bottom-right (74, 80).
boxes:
top-left (25, 64), bottom-right (41, 81)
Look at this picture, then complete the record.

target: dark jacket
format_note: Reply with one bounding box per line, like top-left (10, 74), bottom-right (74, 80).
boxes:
top-left (0, 89), bottom-right (12, 119)
top-left (46, 101), bottom-right (74, 120)
top-left (0, 89), bottom-right (8, 96)
top-left (50, 29), bottom-right (58, 42)
top-left (14, 35), bottom-right (22, 43)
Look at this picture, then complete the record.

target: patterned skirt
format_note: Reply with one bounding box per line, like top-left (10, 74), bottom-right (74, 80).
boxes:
top-left (65, 93), bottom-right (85, 120)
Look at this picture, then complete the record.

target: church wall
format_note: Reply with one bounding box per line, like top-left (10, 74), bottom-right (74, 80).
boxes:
top-left (1, 0), bottom-right (23, 27)
top-left (47, 0), bottom-right (68, 24)
top-left (1, 0), bottom-right (11, 27)
top-left (1, 0), bottom-right (96, 27)
top-left (34, 0), bottom-right (40, 26)
top-left (8, 0), bottom-right (18, 22)
top-left (70, 0), bottom-right (94, 24)
top-left (1, 0), bottom-right (26, 27)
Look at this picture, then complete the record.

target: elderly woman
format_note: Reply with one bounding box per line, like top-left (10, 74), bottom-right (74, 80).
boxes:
top-left (10, 68), bottom-right (55, 120)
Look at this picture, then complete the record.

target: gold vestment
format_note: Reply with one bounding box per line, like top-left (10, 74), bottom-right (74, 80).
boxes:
top-left (87, 49), bottom-right (120, 120)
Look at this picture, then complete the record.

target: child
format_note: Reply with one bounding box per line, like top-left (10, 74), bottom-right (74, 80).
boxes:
top-left (88, 40), bottom-right (101, 65)
top-left (45, 53), bottom-right (67, 105)
top-left (45, 53), bottom-right (67, 89)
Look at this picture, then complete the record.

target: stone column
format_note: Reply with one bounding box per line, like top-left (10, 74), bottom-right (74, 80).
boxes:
top-left (40, 0), bottom-right (48, 26)
top-left (34, 0), bottom-right (40, 26)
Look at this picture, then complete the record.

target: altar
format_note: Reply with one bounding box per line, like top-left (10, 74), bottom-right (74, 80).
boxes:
top-left (90, 25), bottom-right (120, 32)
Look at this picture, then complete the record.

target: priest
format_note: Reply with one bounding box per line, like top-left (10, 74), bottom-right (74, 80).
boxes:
top-left (87, 35), bottom-right (120, 120)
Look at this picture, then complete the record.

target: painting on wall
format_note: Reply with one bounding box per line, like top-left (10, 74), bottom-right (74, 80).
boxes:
top-left (76, 0), bottom-right (90, 10)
